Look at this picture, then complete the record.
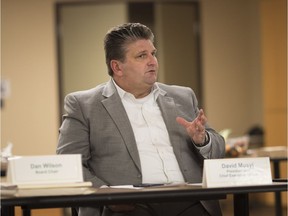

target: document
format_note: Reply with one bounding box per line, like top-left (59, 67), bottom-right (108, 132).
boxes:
top-left (1, 181), bottom-right (93, 196)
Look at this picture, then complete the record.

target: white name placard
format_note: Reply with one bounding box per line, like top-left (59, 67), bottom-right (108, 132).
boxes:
top-left (202, 157), bottom-right (272, 188)
top-left (7, 154), bottom-right (84, 185)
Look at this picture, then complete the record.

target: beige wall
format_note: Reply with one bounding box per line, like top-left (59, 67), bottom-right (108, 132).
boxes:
top-left (201, 0), bottom-right (263, 136)
top-left (260, 0), bottom-right (287, 205)
top-left (60, 3), bottom-right (126, 97)
top-left (59, 3), bottom-right (127, 113)
top-left (156, 3), bottom-right (202, 101)
top-left (1, 0), bottom-right (59, 156)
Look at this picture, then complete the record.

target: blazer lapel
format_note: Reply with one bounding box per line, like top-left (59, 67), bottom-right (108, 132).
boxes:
top-left (101, 81), bottom-right (141, 173)
top-left (157, 94), bottom-right (183, 159)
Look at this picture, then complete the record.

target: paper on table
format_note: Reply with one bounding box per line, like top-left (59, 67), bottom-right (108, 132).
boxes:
top-left (17, 181), bottom-right (92, 189)
top-left (1, 181), bottom-right (94, 197)
top-left (1, 182), bottom-right (18, 190)
top-left (1, 181), bottom-right (92, 190)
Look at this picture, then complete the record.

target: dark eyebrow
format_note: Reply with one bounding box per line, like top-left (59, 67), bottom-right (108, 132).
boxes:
top-left (136, 48), bottom-right (157, 56)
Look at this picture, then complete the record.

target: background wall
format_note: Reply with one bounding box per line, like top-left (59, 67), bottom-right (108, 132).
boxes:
top-left (201, 0), bottom-right (263, 135)
top-left (1, 0), bottom-right (59, 156)
top-left (155, 3), bottom-right (202, 102)
top-left (59, 2), bottom-right (126, 114)
top-left (260, 0), bottom-right (287, 205)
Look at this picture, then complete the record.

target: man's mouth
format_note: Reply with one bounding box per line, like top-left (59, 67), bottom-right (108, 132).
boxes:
top-left (147, 69), bottom-right (156, 73)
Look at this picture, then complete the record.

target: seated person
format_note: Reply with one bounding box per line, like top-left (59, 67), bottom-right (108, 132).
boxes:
top-left (57, 22), bottom-right (225, 216)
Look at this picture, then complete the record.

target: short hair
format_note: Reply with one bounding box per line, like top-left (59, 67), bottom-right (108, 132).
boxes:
top-left (104, 23), bottom-right (154, 76)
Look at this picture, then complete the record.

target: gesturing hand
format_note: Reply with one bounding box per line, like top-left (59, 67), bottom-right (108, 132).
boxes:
top-left (176, 109), bottom-right (207, 145)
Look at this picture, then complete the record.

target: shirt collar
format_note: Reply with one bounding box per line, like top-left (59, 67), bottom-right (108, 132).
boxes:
top-left (112, 79), bottom-right (164, 102)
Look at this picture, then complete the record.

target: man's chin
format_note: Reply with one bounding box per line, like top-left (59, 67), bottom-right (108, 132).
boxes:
top-left (146, 74), bottom-right (157, 83)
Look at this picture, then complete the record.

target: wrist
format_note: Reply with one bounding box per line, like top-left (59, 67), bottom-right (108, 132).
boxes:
top-left (193, 131), bottom-right (210, 146)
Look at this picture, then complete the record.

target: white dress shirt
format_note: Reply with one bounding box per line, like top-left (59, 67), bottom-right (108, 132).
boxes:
top-left (113, 82), bottom-right (184, 184)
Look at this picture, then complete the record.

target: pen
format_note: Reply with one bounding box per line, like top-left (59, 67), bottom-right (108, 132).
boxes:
top-left (133, 183), bottom-right (165, 187)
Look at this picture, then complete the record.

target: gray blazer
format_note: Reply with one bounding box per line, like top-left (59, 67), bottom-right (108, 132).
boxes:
top-left (57, 79), bottom-right (225, 216)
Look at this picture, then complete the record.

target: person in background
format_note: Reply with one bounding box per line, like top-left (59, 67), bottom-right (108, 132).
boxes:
top-left (57, 23), bottom-right (225, 216)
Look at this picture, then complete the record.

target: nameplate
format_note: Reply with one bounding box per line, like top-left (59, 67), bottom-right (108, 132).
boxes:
top-left (202, 157), bottom-right (272, 188)
top-left (7, 154), bottom-right (84, 185)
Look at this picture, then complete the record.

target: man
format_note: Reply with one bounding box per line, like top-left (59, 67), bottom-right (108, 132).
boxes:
top-left (57, 23), bottom-right (225, 216)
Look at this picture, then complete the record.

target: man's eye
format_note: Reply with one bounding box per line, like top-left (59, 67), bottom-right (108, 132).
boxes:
top-left (138, 54), bottom-right (146, 58)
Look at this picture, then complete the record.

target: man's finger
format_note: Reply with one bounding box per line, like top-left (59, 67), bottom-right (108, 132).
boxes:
top-left (197, 109), bottom-right (207, 125)
top-left (176, 117), bottom-right (191, 128)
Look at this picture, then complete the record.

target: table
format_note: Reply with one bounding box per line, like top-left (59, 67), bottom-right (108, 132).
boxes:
top-left (1, 182), bottom-right (287, 216)
top-left (247, 146), bottom-right (288, 216)
top-left (271, 157), bottom-right (287, 216)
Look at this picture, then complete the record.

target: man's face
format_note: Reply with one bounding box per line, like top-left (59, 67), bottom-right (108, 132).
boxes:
top-left (115, 39), bottom-right (158, 97)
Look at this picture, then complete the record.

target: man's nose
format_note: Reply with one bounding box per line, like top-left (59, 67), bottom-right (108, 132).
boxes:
top-left (148, 54), bottom-right (157, 65)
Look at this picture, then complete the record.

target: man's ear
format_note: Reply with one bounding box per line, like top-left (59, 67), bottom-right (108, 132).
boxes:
top-left (110, 60), bottom-right (123, 76)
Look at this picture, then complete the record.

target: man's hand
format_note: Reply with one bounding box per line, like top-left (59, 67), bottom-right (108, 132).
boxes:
top-left (176, 109), bottom-right (207, 145)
